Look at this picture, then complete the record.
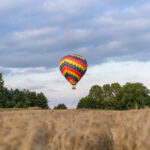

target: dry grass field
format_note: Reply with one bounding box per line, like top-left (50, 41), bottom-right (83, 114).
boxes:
top-left (0, 108), bottom-right (149, 150)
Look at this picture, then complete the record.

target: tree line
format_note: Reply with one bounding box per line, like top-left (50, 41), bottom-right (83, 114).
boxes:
top-left (1, 72), bottom-right (150, 110)
top-left (77, 82), bottom-right (150, 110)
top-left (0, 73), bottom-right (49, 109)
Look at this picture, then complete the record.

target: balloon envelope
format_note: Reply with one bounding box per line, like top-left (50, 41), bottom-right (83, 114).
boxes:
top-left (59, 54), bottom-right (87, 89)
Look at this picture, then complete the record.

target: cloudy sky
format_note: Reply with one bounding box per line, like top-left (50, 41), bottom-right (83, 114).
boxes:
top-left (1, 0), bottom-right (150, 108)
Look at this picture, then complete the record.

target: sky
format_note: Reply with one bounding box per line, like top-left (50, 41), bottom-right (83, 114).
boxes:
top-left (0, 0), bottom-right (150, 108)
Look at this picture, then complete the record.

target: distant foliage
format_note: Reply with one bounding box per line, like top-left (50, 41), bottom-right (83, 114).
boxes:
top-left (77, 96), bottom-right (98, 109)
top-left (0, 73), bottom-right (49, 109)
top-left (54, 104), bottom-right (67, 110)
top-left (77, 82), bottom-right (150, 110)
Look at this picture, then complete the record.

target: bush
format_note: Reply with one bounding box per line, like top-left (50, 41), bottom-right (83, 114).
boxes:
top-left (54, 104), bottom-right (67, 109)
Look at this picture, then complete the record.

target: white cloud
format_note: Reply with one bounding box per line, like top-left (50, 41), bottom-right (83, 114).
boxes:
top-left (13, 27), bottom-right (58, 39)
top-left (2, 60), bottom-right (150, 108)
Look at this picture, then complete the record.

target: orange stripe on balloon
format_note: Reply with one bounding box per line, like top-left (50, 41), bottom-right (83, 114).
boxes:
top-left (61, 65), bottom-right (82, 78)
top-left (59, 56), bottom-right (87, 70)
top-left (60, 59), bottom-right (86, 72)
top-left (67, 76), bottom-right (76, 85)
top-left (64, 58), bottom-right (87, 71)
top-left (61, 66), bottom-right (80, 80)
top-left (62, 69), bottom-right (80, 80)
top-left (59, 58), bottom-right (66, 67)
top-left (72, 54), bottom-right (85, 60)
top-left (65, 56), bottom-right (86, 68)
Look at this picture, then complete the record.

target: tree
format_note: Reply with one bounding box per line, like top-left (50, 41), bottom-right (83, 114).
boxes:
top-left (116, 83), bottom-right (150, 109)
top-left (25, 91), bottom-right (37, 107)
top-left (102, 84), bottom-right (112, 99)
top-left (89, 83), bottom-right (121, 101)
top-left (77, 96), bottom-right (98, 109)
top-left (36, 93), bottom-right (49, 109)
top-left (0, 73), bottom-right (5, 107)
top-left (77, 82), bottom-right (150, 110)
top-left (89, 85), bottom-right (103, 101)
top-left (54, 103), bottom-right (67, 109)
top-left (0, 73), bottom-right (50, 109)
top-left (3, 88), bottom-right (14, 108)
top-left (111, 83), bottom-right (121, 97)
top-left (0, 73), bottom-right (4, 88)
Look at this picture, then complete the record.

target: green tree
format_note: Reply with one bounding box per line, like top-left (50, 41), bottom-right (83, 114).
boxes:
top-left (36, 93), bottom-right (49, 109)
top-left (111, 83), bottom-right (121, 97)
top-left (77, 82), bottom-right (150, 110)
top-left (103, 98), bottom-right (118, 110)
top-left (116, 83), bottom-right (150, 109)
top-left (102, 84), bottom-right (112, 99)
top-left (77, 96), bottom-right (98, 109)
top-left (54, 103), bottom-right (67, 109)
top-left (89, 85), bottom-right (103, 101)
top-left (26, 91), bottom-right (37, 107)
top-left (0, 73), bottom-right (5, 107)
top-left (0, 73), bottom-right (49, 109)
top-left (3, 88), bottom-right (14, 108)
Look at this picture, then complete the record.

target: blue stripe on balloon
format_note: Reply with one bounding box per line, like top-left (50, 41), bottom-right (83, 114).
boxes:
top-left (60, 62), bottom-right (86, 75)
top-left (64, 72), bottom-right (79, 83)
top-left (69, 55), bottom-right (87, 64)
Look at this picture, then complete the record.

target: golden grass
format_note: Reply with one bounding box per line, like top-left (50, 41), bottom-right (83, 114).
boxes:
top-left (0, 108), bottom-right (149, 150)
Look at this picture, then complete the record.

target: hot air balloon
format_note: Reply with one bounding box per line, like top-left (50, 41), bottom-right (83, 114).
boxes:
top-left (59, 54), bottom-right (88, 89)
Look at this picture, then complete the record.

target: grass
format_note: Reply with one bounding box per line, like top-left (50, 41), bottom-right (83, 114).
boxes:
top-left (0, 108), bottom-right (149, 150)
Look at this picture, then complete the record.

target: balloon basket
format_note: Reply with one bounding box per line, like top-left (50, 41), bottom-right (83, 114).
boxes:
top-left (72, 85), bottom-right (76, 90)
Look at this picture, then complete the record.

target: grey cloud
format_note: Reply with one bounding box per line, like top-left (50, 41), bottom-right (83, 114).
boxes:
top-left (0, 0), bottom-right (150, 68)
top-left (0, 0), bottom-right (25, 12)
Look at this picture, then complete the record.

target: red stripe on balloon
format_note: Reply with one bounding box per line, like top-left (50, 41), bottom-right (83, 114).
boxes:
top-left (65, 56), bottom-right (87, 68)
top-left (59, 56), bottom-right (87, 69)
top-left (61, 65), bottom-right (82, 78)
top-left (67, 76), bottom-right (76, 85)
top-left (59, 57), bottom-right (66, 65)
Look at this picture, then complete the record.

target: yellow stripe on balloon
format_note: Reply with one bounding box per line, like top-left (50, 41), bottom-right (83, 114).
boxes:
top-left (69, 79), bottom-right (75, 85)
top-left (59, 58), bottom-right (66, 67)
top-left (63, 69), bottom-right (80, 80)
top-left (59, 58), bottom-right (86, 71)
top-left (72, 54), bottom-right (84, 60)
top-left (65, 59), bottom-right (86, 71)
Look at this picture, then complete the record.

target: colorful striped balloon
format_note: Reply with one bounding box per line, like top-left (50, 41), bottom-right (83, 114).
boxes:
top-left (59, 54), bottom-right (88, 89)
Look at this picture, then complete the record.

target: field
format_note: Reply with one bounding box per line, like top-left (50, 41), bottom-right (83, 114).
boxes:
top-left (0, 108), bottom-right (149, 150)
